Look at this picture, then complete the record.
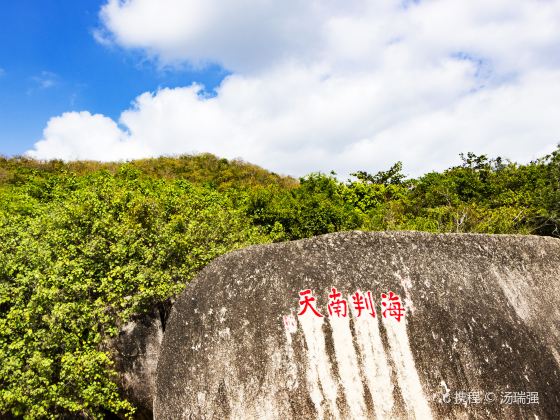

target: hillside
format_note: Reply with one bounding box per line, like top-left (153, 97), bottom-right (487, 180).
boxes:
top-left (0, 148), bottom-right (559, 418)
top-left (0, 153), bottom-right (297, 190)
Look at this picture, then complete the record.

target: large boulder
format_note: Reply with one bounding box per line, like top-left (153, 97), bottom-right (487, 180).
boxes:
top-left (154, 231), bottom-right (560, 419)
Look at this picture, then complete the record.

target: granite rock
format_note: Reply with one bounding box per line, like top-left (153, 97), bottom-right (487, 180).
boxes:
top-left (112, 304), bottom-right (170, 418)
top-left (154, 231), bottom-right (560, 419)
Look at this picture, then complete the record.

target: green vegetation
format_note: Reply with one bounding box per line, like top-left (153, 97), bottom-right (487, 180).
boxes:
top-left (1, 148), bottom-right (558, 418)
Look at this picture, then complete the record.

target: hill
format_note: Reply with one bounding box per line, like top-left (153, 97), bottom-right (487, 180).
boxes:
top-left (0, 148), bottom-right (558, 418)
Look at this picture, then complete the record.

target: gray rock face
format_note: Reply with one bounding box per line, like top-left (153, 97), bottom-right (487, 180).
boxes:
top-left (154, 231), bottom-right (560, 419)
top-left (112, 306), bottom-right (167, 418)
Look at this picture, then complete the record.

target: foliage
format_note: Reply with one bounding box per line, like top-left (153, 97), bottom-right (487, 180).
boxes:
top-left (0, 154), bottom-right (296, 192)
top-left (0, 148), bottom-right (558, 417)
top-left (0, 167), bottom-right (267, 418)
top-left (247, 172), bottom-right (363, 240)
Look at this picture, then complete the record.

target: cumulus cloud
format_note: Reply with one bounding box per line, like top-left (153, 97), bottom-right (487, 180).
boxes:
top-left (28, 111), bottom-right (148, 161)
top-left (27, 0), bottom-right (560, 176)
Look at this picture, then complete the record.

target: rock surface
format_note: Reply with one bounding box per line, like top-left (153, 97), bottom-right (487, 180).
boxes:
top-left (154, 231), bottom-right (560, 419)
top-left (112, 305), bottom-right (168, 418)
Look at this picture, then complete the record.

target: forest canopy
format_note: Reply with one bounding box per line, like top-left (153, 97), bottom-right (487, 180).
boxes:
top-left (0, 148), bottom-right (559, 418)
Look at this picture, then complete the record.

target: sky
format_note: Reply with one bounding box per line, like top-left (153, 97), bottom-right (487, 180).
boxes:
top-left (1, 0), bottom-right (560, 177)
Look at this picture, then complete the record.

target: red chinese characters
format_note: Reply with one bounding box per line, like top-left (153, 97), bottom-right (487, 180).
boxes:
top-left (298, 289), bottom-right (323, 317)
top-left (351, 290), bottom-right (376, 317)
top-left (298, 288), bottom-right (405, 321)
top-left (328, 287), bottom-right (347, 317)
top-left (381, 291), bottom-right (405, 322)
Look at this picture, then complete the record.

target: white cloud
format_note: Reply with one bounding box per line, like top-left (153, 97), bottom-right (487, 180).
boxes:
top-left (27, 0), bottom-right (560, 176)
top-left (27, 71), bottom-right (59, 95)
top-left (37, 71), bottom-right (59, 88)
top-left (29, 111), bottom-right (148, 161)
top-left (95, 0), bottom-right (560, 75)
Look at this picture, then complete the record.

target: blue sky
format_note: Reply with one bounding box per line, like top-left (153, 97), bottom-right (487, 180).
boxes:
top-left (0, 0), bottom-right (227, 156)
top-left (2, 1), bottom-right (560, 176)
